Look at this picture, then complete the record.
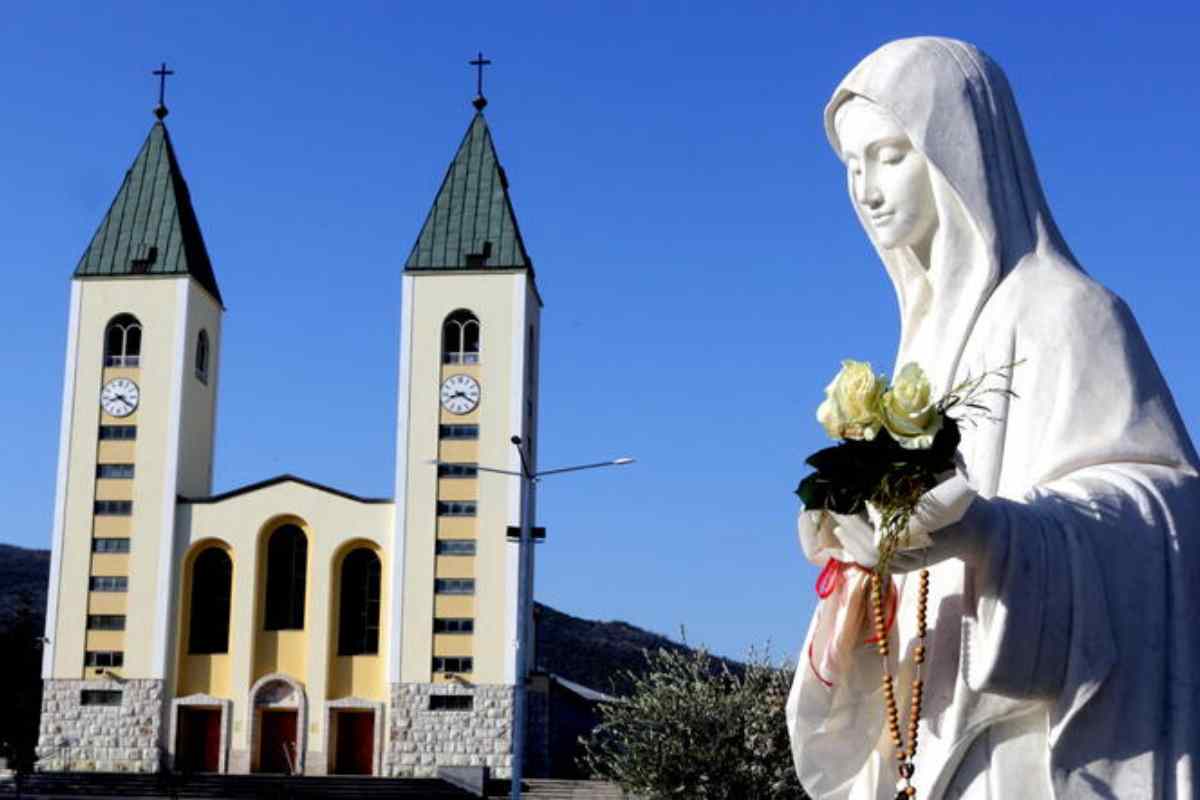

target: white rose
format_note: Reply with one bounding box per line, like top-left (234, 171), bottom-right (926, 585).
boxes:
top-left (817, 360), bottom-right (885, 441)
top-left (880, 362), bottom-right (943, 450)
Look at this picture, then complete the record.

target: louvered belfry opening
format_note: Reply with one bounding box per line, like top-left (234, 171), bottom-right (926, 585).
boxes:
top-left (442, 309), bottom-right (481, 365)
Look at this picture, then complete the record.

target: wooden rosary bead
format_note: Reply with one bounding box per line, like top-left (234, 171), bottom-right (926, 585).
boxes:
top-left (871, 565), bottom-right (931, 797)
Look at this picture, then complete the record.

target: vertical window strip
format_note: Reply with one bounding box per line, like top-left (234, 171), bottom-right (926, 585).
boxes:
top-left (87, 614), bottom-right (126, 630)
top-left (436, 539), bottom-right (477, 556)
top-left (437, 462), bottom-right (479, 478)
top-left (431, 656), bottom-right (474, 674)
top-left (436, 501), bottom-right (477, 517)
top-left (433, 617), bottom-right (474, 634)
top-left (98, 425), bottom-right (137, 440)
top-left (438, 424), bottom-right (479, 440)
top-left (80, 690), bottom-right (123, 706)
top-left (96, 463), bottom-right (135, 479)
top-left (94, 500), bottom-right (133, 516)
top-left (83, 650), bottom-right (124, 668)
top-left (433, 578), bottom-right (475, 595)
top-left (89, 576), bottom-right (128, 592)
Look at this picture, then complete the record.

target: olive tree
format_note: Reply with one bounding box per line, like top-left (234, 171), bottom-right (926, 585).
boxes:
top-left (580, 645), bottom-right (809, 800)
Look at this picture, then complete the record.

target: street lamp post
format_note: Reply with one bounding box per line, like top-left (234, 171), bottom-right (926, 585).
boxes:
top-left (431, 437), bottom-right (634, 800)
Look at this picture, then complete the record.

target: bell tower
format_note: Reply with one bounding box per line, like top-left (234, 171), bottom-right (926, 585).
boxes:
top-left (386, 95), bottom-right (543, 777)
top-left (39, 95), bottom-right (223, 772)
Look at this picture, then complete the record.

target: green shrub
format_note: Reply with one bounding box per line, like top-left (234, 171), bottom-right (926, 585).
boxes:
top-left (580, 644), bottom-right (808, 800)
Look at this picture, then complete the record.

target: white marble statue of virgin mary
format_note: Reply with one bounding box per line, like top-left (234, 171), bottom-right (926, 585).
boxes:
top-left (787, 37), bottom-right (1200, 799)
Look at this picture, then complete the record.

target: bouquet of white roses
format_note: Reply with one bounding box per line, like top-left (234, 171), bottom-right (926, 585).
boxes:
top-left (796, 359), bottom-right (1011, 574)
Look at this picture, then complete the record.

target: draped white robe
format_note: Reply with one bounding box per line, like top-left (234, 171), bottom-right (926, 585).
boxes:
top-left (787, 37), bottom-right (1200, 800)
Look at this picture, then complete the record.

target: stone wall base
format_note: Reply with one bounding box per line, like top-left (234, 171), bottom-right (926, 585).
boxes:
top-left (387, 683), bottom-right (514, 778)
top-left (35, 679), bottom-right (164, 773)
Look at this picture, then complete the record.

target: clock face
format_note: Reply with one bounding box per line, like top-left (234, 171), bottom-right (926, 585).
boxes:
top-left (100, 378), bottom-right (140, 418)
top-left (440, 374), bottom-right (481, 415)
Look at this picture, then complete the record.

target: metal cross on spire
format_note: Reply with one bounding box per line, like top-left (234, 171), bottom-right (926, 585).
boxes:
top-left (152, 62), bottom-right (175, 120)
top-left (469, 51), bottom-right (492, 111)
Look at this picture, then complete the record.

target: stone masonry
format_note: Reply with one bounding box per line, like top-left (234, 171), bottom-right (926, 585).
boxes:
top-left (387, 683), bottom-right (514, 778)
top-left (35, 679), bottom-right (164, 773)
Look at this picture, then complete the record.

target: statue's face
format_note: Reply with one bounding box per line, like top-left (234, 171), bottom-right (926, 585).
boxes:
top-left (835, 98), bottom-right (937, 253)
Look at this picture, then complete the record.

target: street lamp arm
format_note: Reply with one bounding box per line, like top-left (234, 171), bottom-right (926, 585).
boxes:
top-left (473, 465), bottom-right (525, 477)
top-left (424, 458), bottom-right (523, 477)
top-left (535, 458), bottom-right (636, 478)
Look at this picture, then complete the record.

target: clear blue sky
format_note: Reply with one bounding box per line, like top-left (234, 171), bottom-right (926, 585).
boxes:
top-left (3, 2), bottom-right (1198, 662)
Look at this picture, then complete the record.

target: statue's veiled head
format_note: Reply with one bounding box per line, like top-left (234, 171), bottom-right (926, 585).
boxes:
top-left (824, 37), bottom-right (1069, 279)
top-left (823, 37), bottom-right (1075, 389)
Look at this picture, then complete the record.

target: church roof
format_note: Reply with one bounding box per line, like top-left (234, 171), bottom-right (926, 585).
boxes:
top-left (405, 112), bottom-right (533, 272)
top-left (74, 121), bottom-right (223, 306)
top-left (178, 474), bottom-right (392, 505)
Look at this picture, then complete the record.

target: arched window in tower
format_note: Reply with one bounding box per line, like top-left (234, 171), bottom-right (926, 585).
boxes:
top-left (337, 548), bottom-right (381, 655)
top-left (195, 330), bottom-right (210, 384)
top-left (188, 547), bottom-right (232, 654)
top-left (104, 314), bottom-right (143, 367)
top-left (442, 310), bottom-right (480, 364)
top-left (263, 524), bottom-right (308, 631)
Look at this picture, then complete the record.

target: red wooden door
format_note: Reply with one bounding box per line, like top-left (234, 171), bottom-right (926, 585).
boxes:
top-left (334, 711), bottom-right (374, 775)
top-left (257, 710), bottom-right (298, 774)
top-left (177, 708), bottom-right (221, 773)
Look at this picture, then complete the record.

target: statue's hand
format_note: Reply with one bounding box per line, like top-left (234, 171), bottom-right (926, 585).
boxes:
top-left (889, 474), bottom-right (983, 573)
top-left (797, 507), bottom-right (879, 567)
top-left (829, 511), bottom-right (879, 568)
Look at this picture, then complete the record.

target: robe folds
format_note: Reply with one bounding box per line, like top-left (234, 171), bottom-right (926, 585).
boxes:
top-left (787, 38), bottom-right (1200, 799)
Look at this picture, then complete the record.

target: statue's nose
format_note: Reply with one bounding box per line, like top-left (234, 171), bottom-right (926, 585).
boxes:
top-left (861, 186), bottom-right (884, 209)
top-left (853, 168), bottom-right (884, 209)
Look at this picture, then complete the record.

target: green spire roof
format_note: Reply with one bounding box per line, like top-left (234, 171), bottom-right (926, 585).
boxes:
top-left (405, 112), bottom-right (532, 271)
top-left (75, 121), bottom-right (222, 305)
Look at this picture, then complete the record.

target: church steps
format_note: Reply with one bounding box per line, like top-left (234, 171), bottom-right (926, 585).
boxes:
top-left (488, 779), bottom-right (636, 799)
top-left (1, 772), bottom-right (475, 798)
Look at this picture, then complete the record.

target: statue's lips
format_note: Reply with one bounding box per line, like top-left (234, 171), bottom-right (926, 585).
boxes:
top-left (871, 211), bottom-right (895, 225)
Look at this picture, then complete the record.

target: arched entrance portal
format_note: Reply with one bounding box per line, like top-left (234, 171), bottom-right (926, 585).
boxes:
top-left (249, 674), bottom-right (307, 774)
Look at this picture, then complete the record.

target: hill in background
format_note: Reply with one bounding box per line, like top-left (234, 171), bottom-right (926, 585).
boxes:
top-left (0, 544), bottom-right (48, 623)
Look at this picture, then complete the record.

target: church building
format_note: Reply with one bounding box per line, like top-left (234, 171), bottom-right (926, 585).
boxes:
top-left (36, 80), bottom-right (550, 778)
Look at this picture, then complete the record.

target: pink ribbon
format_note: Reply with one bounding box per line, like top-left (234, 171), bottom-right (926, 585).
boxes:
top-left (808, 558), bottom-right (896, 687)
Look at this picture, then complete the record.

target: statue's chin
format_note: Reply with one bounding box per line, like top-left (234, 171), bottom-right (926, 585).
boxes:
top-left (869, 221), bottom-right (906, 250)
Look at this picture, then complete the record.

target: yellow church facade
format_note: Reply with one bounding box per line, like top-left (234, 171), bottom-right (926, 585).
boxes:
top-left (37, 96), bottom-right (542, 778)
